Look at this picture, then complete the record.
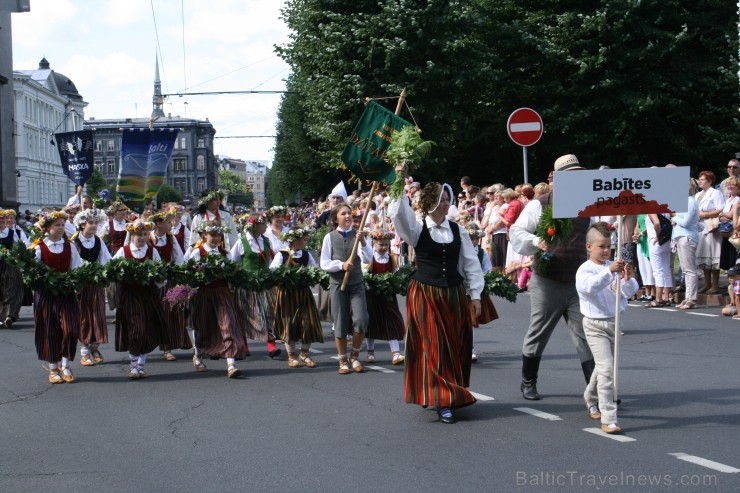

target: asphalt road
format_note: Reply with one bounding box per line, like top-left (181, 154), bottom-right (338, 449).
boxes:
top-left (1, 292), bottom-right (739, 492)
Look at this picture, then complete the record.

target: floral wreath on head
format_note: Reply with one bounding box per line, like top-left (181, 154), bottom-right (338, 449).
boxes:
top-left (164, 205), bottom-right (184, 218)
top-left (0, 209), bottom-right (10, 218)
top-left (148, 212), bottom-right (167, 224)
top-left (351, 208), bottom-right (364, 218)
top-left (37, 209), bottom-right (69, 230)
top-left (125, 220), bottom-right (154, 233)
top-left (73, 208), bottom-right (108, 229)
top-left (368, 228), bottom-right (395, 241)
top-left (464, 223), bottom-right (486, 239)
top-left (196, 221), bottom-right (231, 236)
top-left (107, 201), bottom-right (127, 216)
top-left (240, 214), bottom-right (268, 233)
top-left (265, 205), bottom-right (287, 220)
top-left (280, 227), bottom-right (311, 244)
top-left (198, 189), bottom-right (225, 207)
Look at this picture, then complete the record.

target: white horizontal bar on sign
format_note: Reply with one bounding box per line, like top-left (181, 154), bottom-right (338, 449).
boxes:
top-left (669, 453), bottom-right (740, 473)
top-left (513, 407), bottom-right (562, 421)
top-left (583, 428), bottom-right (636, 442)
top-left (510, 122), bottom-right (541, 132)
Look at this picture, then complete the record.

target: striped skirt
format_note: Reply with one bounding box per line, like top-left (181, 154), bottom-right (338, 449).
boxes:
top-left (159, 284), bottom-right (192, 351)
top-left (2, 263), bottom-right (25, 318)
top-left (317, 285), bottom-right (333, 323)
top-left (273, 286), bottom-right (324, 345)
top-left (234, 287), bottom-right (276, 341)
top-left (115, 284), bottom-right (167, 355)
top-left (78, 284), bottom-right (109, 346)
top-left (190, 285), bottom-right (246, 359)
top-left (475, 294), bottom-right (499, 327)
top-left (33, 290), bottom-right (80, 363)
top-left (404, 280), bottom-right (476, 409)
top-left (366, 292), bottom-right (406, 341)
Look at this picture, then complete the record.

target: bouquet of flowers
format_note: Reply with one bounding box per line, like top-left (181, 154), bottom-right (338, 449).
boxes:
top-left (483, 270), bottom-right (519, 303)
top-left (533, 205), bottom-right (574, 275)
top-left (105, 258), bottom-right (168, 285)
top-left (164, 284), bottom-right (198, 311)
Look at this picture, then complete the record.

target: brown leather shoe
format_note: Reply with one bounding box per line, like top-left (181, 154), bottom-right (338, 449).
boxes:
top-left (601, 423), bottom-right (621, 434)
top-left (80, 354), bottom-right (95, 367)
top-left (49, 369), bottom-right (63, 384)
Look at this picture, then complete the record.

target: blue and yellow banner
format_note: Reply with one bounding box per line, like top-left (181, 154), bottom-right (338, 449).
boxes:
top-left (117, 128), bottom-right (179, 213)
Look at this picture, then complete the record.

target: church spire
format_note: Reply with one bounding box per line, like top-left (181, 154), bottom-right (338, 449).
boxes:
top-left (152, 54), bottom-right (165, 118)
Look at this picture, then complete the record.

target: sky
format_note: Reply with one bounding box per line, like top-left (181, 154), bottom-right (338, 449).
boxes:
top-left (11, 0), bottom-right (292, 163)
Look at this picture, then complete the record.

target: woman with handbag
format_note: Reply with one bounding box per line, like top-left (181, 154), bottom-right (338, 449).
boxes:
top-left (718, 177), bottom-right (740, 272)
top-left (695, 171), bottom-right (725, 294)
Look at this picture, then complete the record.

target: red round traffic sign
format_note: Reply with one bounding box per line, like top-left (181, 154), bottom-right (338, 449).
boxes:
top-left (507, 108), bottom-right (543, 147)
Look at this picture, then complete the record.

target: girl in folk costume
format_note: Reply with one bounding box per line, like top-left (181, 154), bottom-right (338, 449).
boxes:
top-left (229, 213), bottom-right (281, 359)
top-left (187, 221), bottom-right (245, 378)
top-left (464, 222), bottom-right (499, 363)
top-left (164, 204), bottom-right (190, 254)
top-left (72, 208), bottom-right (112, 367)
top-left (363, 230), bottom-right (406, 365)
top-left (0, 210), bottom-right (26, 328)
top-left (269, 227), bottom-right (324, 368)
top-left (101, 202), bottom-right (129, 311)
top-left (32, 211), bottom-right (83, 384)
top-left (113, 221), bottom-right (167, 379)
top-left (319, 204), bottom-right (373, 375)
top-left (188, 189), bottom-right (238, 250)
top-left (148, 211), bottom-right (190, 362)
top-left (389, 182), bottom-right (484, 424)
top-left (263, 205), bottom-right (289, 252)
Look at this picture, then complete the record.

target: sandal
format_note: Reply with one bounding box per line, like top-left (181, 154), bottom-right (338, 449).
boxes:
top-left (338, 357), bottom-right (351, 375)
top-left (391, 352), bottom-right (405, 365)
top-left (366, 350), bottom-right (376, 363)
top-left (299, 352), bottom-right (317, 368)
top-left (91, 348), bottom-right (104, 363)
top-left (351, 358), bottom-right (364, 373)
top-left (163, 351), bottom-right (177, 361)
top-left (48, 369), bottom-right (63, 384)
top-left (227, 364), bottom-right (241, 378)
top-left (288, 352), bottom-right (304, 368)
top-left (645, 300), bottom-right (660, 308)
top-left (61, 367), bottom-right (75, 383)
top-left (677, 302), bottom-right (696, 310)
top-left (80, 354), bottom-right (95, 367)
top-left (192, 355), bottom-right (209, 372)
top-left (732, 315), bottom-right (740, 320)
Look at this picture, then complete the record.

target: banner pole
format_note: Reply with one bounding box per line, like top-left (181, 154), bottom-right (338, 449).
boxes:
top-left (613, 215), bottom-right (623, 401)
top-left (340, 89), bottom-right (406, 291)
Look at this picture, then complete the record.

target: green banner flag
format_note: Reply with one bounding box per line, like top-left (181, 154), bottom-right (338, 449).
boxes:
top-left (340, 101), bottom-right (411, 184)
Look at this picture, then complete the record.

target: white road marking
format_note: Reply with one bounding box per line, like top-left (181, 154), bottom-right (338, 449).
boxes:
top-left (583, 428), bottom-right (636, 442)
top-left (309, 348), bottom-right (323, 354)
top-left (469, 391), bottom-right (495, 401)
top-left (513, 407), bottom-right (562, 421)
top-left (366, 365), bottom-right (395, 374)
top-left (687, 312), bottom-right (719, 317)
top-left (668, 453), bottom-right (740, 473)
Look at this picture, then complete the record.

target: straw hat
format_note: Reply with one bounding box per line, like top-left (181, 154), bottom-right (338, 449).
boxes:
top-left (553, 154), bottom-right (584, 172)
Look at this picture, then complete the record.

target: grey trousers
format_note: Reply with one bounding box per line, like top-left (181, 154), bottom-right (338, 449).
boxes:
top-left (521, 274), bottom-right (593, 362)
top-left (583, 316), bottom-right (617, 424)
top-left (329, 281), bottom-right (368, 338)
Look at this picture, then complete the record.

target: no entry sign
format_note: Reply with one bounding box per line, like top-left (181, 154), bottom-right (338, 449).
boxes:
top-left (507, 108), bottom-right (543, 147)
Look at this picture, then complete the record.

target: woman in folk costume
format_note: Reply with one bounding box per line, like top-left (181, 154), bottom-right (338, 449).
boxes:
top-left (362, 229), bottom-right (406, 365)
top-left (0, 210), bottom-right (26, 328)
top-left (263, 205), bottom-right (289, 252)
top-left (101, 202), bottom-right (129, 311)
top-left (32, 210), bottom-right (83, 384)
top-left (113, 220), bottom-right (167, 379)
top-left (389, 182), bottom-right (484, 424)
top-left (269, 226), bottom-right (324, 368)
top-left (72, 208), bottom-right (112, 367)
top-left (464, 222), bottom-right (499, 363)
top-left (188, 189), bottom-right (238, 250)
top-left (147, 210), bottom-right (190, 362)
top-left (229, 213), bottom-right (281, 359)
top-left (188, 221), bottom-right (245, 378)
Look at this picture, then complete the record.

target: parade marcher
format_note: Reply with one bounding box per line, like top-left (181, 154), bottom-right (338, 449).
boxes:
top-left (113, 220), bottom-right (167, 379)
top-left (389, 181), bottom-right (484, 424)
top-left (187, 221), bottom-right (245, 378)
top-left (509, 154), bottom-right (595, 401)
top-left (576, 222), bottom-right (639, 434)
top-left (148, 211), bottom-right (189, 361)
top-left (164, 203), bottom-right (191, 254)
top-left (189, 189), bottom-right (238, 249)
top-left (0, 210), bottom-right (26, 328)
top-left (363, 229), bottom-right (406, 365)
top-left (32, 210), bottom-right (83, 384)
top-left (230, 213), bottom-right (281, 359)
top-left (269, 226), bottom-right (324, 368)
top-left (101, 202), bottom-right (129, 311)
top-left (72, 208), bottom-right (111, 366)
top-left (320, 204), bottom-right (373, 375)
top-left (465, 222), bottom-right (498, 363)
top-left (263, 205), bottom-right (289, 252)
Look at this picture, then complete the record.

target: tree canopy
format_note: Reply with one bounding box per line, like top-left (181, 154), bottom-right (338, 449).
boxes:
top-left (273, 0), bottom-right (738, 191)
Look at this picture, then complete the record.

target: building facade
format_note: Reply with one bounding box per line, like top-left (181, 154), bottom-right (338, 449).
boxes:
top-left (245, 160), bottom-right (268, 210)
top-left (13, 57), bottom-right (85, 212)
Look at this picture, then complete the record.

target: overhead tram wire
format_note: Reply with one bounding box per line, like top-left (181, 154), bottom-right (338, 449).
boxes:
top-left (162, 90), bottom-right (296, 97)
top-left (214, 135), bottom-right (277, 139)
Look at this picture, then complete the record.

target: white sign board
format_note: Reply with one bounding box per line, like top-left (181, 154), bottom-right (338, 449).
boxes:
top-left (552, 167), bottom-right (690, 218)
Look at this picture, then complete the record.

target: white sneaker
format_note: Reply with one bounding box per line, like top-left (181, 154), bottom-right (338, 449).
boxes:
top-left (128, 362), bottom-right (140, 379)
top-left (471, 348), bottom-right (478, 363)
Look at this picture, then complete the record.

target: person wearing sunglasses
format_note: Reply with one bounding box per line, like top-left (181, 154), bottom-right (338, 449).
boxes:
top-left (719, 159), bottom-right (740, 199)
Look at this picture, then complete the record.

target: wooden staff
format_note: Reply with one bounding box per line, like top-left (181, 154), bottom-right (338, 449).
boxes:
top-left (340, 89), bottom-right (407, 291)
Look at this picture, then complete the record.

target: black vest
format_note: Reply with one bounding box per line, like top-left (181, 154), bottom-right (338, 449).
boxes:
top-left (280, 249), bottom-right (310, 267)
top-left (412, 220), bottom-right (464, 288)
top-left (0, 231), bottom-right (14, 249)
top-left (74, 236), bottom-right (102, 263)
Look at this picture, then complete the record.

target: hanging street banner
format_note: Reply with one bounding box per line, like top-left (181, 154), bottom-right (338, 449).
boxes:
top-left (117, 128), bottom-right (179, 212)
top-left (55, 130), bottom-right (95, 186)
top-left (552, 166), bottom-right (690, 218)
top-left (340, 100), bottom-right (411, 184)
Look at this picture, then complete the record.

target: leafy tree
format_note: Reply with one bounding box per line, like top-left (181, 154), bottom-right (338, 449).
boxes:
top-left (218, 169), bottom-right (246, 195)
top-left (227, 190), bottom-right (254, 208)
top-left (84, 169), bottom-right (106, 198)
top-left (156, 183), bottom-right (183, 204)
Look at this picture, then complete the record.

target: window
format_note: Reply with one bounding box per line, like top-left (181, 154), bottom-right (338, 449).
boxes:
top-left (107, 160), bottom-right (115, 174)
top-left (197, 138), bottom-right (205, 148)
top-left (174, 178), bottom-right (187, 194)
top-left (95, 161), bottom-right (103, 172)
top-left (196, 178), bottom-right (205, 192)
top-left (107, 139), bottom-right (115, 151)
top-left (196, 155), bottom-right (205, 170)
top-left (180, 137), bottom-right (187, 150)
top-left (95, 140), bottom-right (102, 151)
top-left (174, 158), bottom-right (186, 171)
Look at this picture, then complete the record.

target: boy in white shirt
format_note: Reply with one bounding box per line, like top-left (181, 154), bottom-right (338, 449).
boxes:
top-left (576, 222), bottom-right (639, 434)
